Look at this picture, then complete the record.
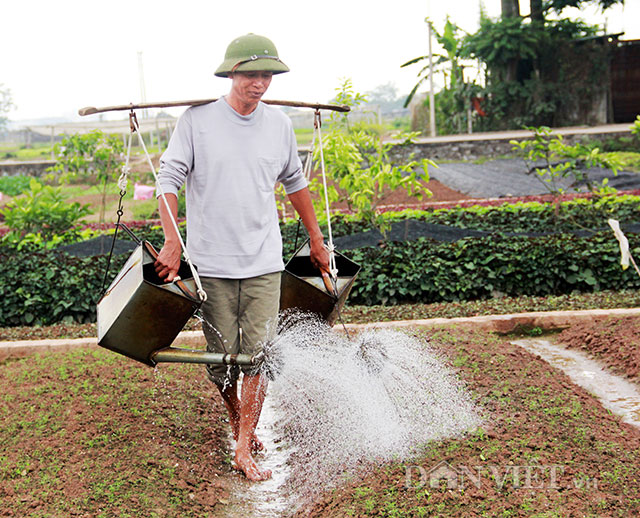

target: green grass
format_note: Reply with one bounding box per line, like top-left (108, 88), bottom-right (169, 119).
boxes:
top-left (0, 142), bottom-right (54, 161)
top-left (0, 142), bottom-right (164, 162)
top-left (294, 127), bottom-right (314, 146)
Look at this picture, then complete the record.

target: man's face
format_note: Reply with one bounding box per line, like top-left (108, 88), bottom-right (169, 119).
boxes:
top-left (229, 71), bottom-right (273, 104)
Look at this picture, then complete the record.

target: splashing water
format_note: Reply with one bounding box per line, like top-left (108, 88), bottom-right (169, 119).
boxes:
top-left (260, 312), bottom-right (482, 508)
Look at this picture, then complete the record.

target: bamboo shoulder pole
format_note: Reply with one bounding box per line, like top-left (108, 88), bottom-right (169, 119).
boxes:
top-left (79, 98), bottom-right (350, 116)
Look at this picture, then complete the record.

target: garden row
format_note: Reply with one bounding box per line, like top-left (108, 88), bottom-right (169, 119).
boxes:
top-left (1, 193), bottom-right (638, 326)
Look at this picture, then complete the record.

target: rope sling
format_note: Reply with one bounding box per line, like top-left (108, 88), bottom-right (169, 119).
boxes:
top-left (100, 105), bottom-right (340, 302)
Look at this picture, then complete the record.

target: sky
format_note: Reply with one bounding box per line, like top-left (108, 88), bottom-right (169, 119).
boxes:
top-left (2, 0), bottom-right (639, 123)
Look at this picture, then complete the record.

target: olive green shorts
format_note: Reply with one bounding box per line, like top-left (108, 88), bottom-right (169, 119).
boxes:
top-left (200, 272), bottom-right (280, 387)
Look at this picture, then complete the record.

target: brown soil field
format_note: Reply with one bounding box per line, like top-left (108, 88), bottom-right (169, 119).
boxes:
top-left (2, 156), bottom-right (640, 516)
top-left (557, 315), bottom-right (640, 381)
top-left (301, 322), bottom-right (640, 518)
top-left (2, 317), bottom-right (640, 517)
top-left (0, 352), bottom-right (234, 518)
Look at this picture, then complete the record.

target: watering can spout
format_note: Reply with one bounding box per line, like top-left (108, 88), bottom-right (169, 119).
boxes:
top-left (150, 347), bottom-right (258, 367)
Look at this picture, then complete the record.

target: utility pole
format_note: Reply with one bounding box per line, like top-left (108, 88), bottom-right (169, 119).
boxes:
top-left (427, 20), bottom-right (436, 137)
top-left (137, 51), bottom-right (148, 120)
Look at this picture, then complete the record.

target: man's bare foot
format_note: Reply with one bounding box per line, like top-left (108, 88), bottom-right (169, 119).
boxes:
top-left (231, 426), bottom-right (264, 454)
top-left (234, 449), bottom-right (272, 481)
top-left (251, 435), bottom-right (265, 453)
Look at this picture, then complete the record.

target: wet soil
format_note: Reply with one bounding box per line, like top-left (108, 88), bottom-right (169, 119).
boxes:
top-left (513, 338), bottom-right (640, 427)
top-left (556, 315), bottom-right (640, 381)
top-left (301, 325), bottom-right (640, 518)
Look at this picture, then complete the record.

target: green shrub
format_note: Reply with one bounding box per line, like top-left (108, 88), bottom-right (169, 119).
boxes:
top-left (3, 194), bottom-right (640, 327)
top-left (1, 179), bottom-right (92, 242)
top-left (0, 175), bottom-right (38, 197)
top-left (394, 195), bottom-right (640, 233)
top-left (1, 228), bottom-right (638, 326)
top-left (0, 246), bottom-right (127, 326)
top-left (281, 193), bottom-right (640, 241)
top-left (346, 231), bottom-right (640, 305)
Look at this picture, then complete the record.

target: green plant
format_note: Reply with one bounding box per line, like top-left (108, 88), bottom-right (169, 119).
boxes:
top-left (0, 179), bottom-right (92, 244)
top-left (345, 230), bottom-right (640, 306)
top-left (319, 79), bottom-right (434, 234)
top-left (631, 115), bottom-right (640, 148)
top-left (460, 16), bottom-right (608, 130)
top-left (511, 126), bottom-right (622, 197)
top-left (47, 130), bottom-right (124, 223)
top-left (5, 194), bottom-right (640, 326)
top-left (402, 18), bottom-right (482, 135)
top-left (0, 175), bottom-right (38, 197)
top-left (402, 17), bottom-right (466, 107)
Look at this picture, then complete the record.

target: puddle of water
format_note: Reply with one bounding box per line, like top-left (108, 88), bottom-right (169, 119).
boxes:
top-left (512, 338), bottom-right (640, 428)
top-left (219, 390), bottom-right (293, 518)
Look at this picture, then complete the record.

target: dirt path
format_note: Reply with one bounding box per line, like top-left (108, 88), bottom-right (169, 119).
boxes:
top-left (514, 337), bottom-right (640, 427)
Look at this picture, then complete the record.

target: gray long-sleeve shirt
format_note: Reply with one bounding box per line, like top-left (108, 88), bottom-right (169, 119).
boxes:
top-left (157, 97), bottom-right (306, 278)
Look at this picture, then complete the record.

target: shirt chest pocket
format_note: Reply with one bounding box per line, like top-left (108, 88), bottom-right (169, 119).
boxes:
top-left (256, 157), bottom-right (282, 192)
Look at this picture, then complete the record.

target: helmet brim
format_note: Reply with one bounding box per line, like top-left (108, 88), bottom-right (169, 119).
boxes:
top-left (215, 57), bottom-right (290, 78)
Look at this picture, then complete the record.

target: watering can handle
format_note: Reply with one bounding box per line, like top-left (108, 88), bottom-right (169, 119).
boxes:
top-left (116, 222), bottom-right (142, 245)
top-left (321, 270), bottom-right (338, 299)
top-left (143, 242), bottom-right (199, 301)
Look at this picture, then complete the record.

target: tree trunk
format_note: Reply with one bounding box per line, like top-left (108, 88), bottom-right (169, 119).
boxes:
top-left (501, 0), bottom-right (521, 82)
top-left (530, 0), bottom-right (544, 21)
top-left (501, 0), bottom-right (520, 18)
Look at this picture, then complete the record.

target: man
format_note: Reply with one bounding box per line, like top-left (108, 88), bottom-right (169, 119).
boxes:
top-left (153, 33), bottom-right (329, 482)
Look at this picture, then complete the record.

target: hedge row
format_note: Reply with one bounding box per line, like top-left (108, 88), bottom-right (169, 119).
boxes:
top-left (404, 195), bottom-right (640, 233)
top-left (0, 248), bottom-right (127, 327)
top-left (345, 232), bottom-right (640, 305)
top-left (1, 231), bottom-right (638, 327)
top-left (84, 194), bottom-right (640, 248)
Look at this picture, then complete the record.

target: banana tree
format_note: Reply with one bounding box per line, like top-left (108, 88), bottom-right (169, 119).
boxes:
top-left (401, 17), bottom-right (466, 107)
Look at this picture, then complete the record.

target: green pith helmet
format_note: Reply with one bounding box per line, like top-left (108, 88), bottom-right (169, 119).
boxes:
top-left (215, 33), bottom-right (290, 77)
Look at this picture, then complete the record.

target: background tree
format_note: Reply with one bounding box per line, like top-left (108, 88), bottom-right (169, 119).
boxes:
top-left (365, 83), bottom-right (405, 113)
top-left (402, 17), bottom-right (466, 108)
top-left (402, 18), bottom-right (482, 134)
top-left (512, 0), bottom-right (623, 21)
top-left (501, 0), bottom-right (520, 18)
top-left (0, 84), bottom-right (15, 133)
top-left (542, 0), bottom-right (622, 16)
top-left (47, 130), bottom-right (124, 224)
top-left (403, 0), bottom-right (625, 134)
top-left (318, 79), bottom-right (434, 234)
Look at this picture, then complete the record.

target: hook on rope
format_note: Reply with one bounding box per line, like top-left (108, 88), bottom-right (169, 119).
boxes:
top-left (128, 108), bottom-right (138, 133)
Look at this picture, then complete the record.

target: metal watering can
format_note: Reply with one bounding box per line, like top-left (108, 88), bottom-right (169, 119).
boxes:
top-left (97, 232), bottom-right (360, 368)
top-left (97, 231), bottom-right (258, 368)
top-left (280, 239), bottom-right (360, 326)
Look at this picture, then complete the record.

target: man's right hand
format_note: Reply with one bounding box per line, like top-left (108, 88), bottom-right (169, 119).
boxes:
top-left (154, 241), bottom-right (182, 282)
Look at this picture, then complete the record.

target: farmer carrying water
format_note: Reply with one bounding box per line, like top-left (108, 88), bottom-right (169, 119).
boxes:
top-left (153, 33), bottom-right (330, 481)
